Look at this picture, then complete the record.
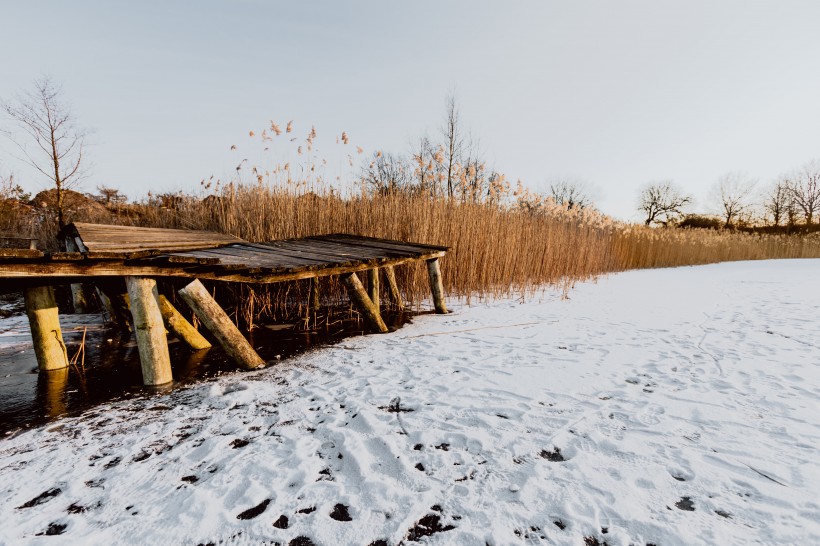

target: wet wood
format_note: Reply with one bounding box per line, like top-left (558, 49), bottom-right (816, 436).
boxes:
top-left (158, 294), bottom-right (212, 350)
top-left (426, 258), bottom-right (448, 314)
top-left (341, 272), bottom-right (387, 333)
top-left (178, 279), bottom-right (265, 370)
top-left (126, 276), bottom-right (173, 386)
top-left (384, 265), bottom-right (403, 311)
top-left (24, 285), bottom-right (69, 371)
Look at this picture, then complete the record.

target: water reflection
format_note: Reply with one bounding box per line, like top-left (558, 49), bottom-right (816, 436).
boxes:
top-left (0, 308), bottom-right (417, 436)
top-left (37, 367), bottom-right (69, 418)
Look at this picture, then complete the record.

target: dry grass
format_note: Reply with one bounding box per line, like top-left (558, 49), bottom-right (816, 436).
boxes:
top-left (4, 180), bottom-right (820, 326)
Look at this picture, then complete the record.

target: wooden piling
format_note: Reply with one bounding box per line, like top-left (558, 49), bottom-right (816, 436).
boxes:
top-left (126, 276), bottom-right (173, 386)
top-left (426, 258), bottom-right (448, 314)
top-left (178, 279), bottom-right (265, 370)
top-left (64, 237), bottom-right (89, 313)
top-left (367, 268), bottom-right (380, 310)
top-left (341, 272), bottom-right (388, 333)
top-left (158, 294), bottom-right (212, 350)
top-left (24, 285), bottom-right (69, 371)
top-left (309, 276), bottom-right (320, 312)
top-left (384, 265), bottom-right (403, 311)
top-left (97, 281), bottom-right (132, 331)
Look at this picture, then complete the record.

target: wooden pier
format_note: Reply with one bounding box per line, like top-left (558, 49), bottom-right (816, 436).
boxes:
top-left (0, 223), bottom-right (449, 386)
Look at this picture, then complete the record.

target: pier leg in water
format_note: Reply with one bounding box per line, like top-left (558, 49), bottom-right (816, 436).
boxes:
top-left (64, 237), bottom-right (89, 313)
top-left (310, 276), bottom-right (320, 312)
top-left (341, 272), bottom-right (388, 333)
top-left (426, 258), bottom-right (448, 314)
top-left (24, 285), bottom-right (69, 371)
top-left (178, 279), bottom-right (265, 370)
top-left (384, 265), bottom-right (404, 311)
top-left (38, 367), bottom-right (69, 418)
top-left (158, 294), bottom-right (212, 350)
top-left (126, 276), bottom-right (173, 386)
top-left (367, 268), bottom-right (380, 311)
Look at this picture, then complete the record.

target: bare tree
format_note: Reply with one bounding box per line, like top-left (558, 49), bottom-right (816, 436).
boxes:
top-left (97, 185), bottom-right (127, 205)
top-left (638, 181), bottom-right (692, 226)
top-left (712, 172), bottom-right (756, 228)
top-left (362, 151), bottom-right (412, 195)
top-left (548, 177), bottom-right (595, 210)
top-left (2, 77), bottom-right (87, 228)
top-left (762, 178), bottom-right (794, 227)
top-left (441, 93), bottom-right (463, 199)
top-left (790, 159), bottom-right (820, 225)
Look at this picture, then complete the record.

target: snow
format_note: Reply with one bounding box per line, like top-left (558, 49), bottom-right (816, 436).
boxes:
top-left (1, 259), bottom-right (818, 545)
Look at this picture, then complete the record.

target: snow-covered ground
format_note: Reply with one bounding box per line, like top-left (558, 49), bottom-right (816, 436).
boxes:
top-left (0, 260), bottom-right (818, 545)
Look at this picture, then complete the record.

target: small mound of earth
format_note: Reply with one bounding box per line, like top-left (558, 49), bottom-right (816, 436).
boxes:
top-left (329, 503), bottom-right (352, 521)
top-left (406, 514), bottom-right (455, 541)
top-left (539, 447), bottom-right (566, 462)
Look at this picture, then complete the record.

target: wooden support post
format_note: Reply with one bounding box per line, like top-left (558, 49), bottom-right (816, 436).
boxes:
top-left (384, 265), bottom-right (404, 311)
top-left (24, 285), bottom-right (69, 371)
top-left (309, 276), bottom-right (320, 312)
top-left (64, 237), bottom-right (89, 313)
top-left (341, 272), bottom-right (388, 333)
top-left (125, 276), bottom-right (173, 386)
top-left (178, 279), bottom-right (265, 370)
top-left (158, 294), bottom-right (212, 350)
top-left (367, 268), bottom-right (380, 311)
top-left (97, 281), bottom-right (133, 331)
top-left (426, 258), bottom-right (448, 314)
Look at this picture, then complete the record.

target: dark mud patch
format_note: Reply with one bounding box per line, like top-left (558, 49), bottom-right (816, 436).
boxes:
top-left (539, 447), bottom-right (566, 462)
top-left (329, 503), bottom-right (352, 521)
top-left (17, 487), bottom-right (61, 509)
top-left (715, 509), bottom-right (732, 518)
top-left (273, 515), bottom-right (289, 529)
top-left (230, 438), bottom-right (250, 449)
top-left (297, 506), bottom-right (316, 514)
top-left (236, 498), bottom-right (271, 520)
top-left (181, 475), bottom-right (199, 484)
top-left (583, 537), bottom-right (609, 546)
top-left (675, 497), bottom-right (695, 511)
top-left (554, 519), bottom-right (567, 530)
top-left (406, 514), bottom-right (455, 541)
top-left (289, 537), bottom-right (316, 546)
top-left (35, 522), bottom-right (67, 536)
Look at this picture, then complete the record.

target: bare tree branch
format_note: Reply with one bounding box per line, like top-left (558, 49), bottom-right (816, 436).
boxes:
top-left (2, 76), bottom-right (88, 228)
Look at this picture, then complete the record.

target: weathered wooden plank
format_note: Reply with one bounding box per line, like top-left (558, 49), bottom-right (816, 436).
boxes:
top-left (0, 250), bottom-right (447, 283)
top-left (0, 248), bottom-right (44, 258)
top-left (261, 240), bottom-right (395, 261)
top-left (313, 234), bottom-right (449, 252)
top-left (316, 235), bottom-right (447, 256)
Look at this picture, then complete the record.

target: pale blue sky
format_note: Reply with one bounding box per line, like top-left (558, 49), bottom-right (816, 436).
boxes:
top-left (2, 1), bottom-right (819, 220)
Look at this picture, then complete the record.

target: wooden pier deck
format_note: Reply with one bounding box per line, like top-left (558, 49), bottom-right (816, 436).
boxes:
top-left (0, 223), bottom-right (449, 386)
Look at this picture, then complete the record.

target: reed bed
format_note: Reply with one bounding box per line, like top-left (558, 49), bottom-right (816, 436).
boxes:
top-left (4, 182), bottom-right (819, 326)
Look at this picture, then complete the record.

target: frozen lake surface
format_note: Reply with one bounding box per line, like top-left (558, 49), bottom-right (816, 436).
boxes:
top-left (0, 259), bottom-right (818, 545)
